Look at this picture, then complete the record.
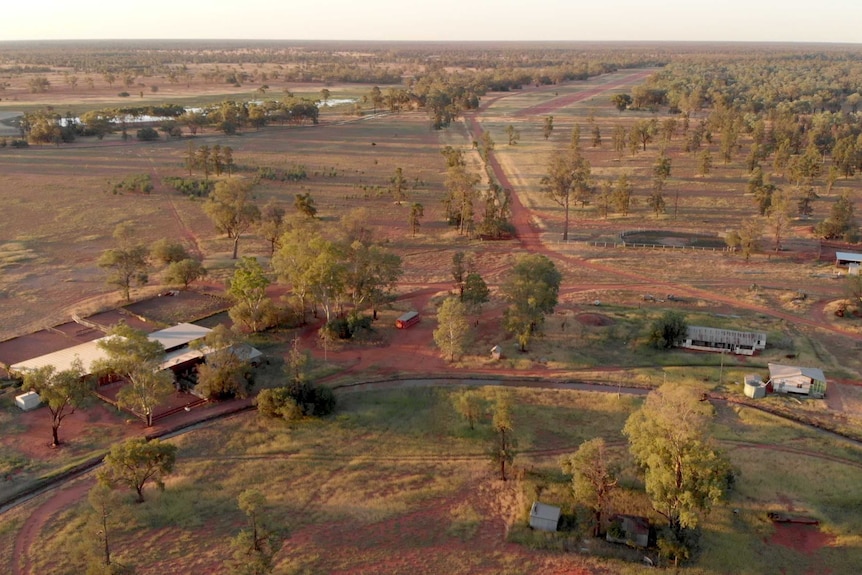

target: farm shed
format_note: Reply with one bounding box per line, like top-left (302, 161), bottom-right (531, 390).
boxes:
top-left (490, 345), bottom-right (503, 360)
top-left (607, 514), bottom-right (650, 548)
top-left (835, 251), bottom-right (862, 267)
top-left (681, 326), bottom-right (766, 356)
top-left (395, 311), bottom-right (420, 329)
top-left (9, 323), bottom-right (261, 380)
top-left (743, 374), bottom-right (767, 399)
top-left (15, 391), bottom-right (41, 411)
top-left (767, 363), bottom-right (827, 398)
top-left (529, 502), bottom-right (561, 532)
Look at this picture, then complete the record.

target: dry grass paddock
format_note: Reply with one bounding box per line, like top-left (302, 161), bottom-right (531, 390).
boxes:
top-left (4, 386), bottom-right (862, 575)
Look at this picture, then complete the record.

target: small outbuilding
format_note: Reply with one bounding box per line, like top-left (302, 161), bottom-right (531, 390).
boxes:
top-left (15, 391), bottom-right (41, 411)
top-left (490, 345), bottom-right (503, 360)
top-left (768, 363), bottom-right (827, 398)
top-left (529, 501), bottom-right (561, 532)
top-left (743, 374), bottom-right (767, 399)
top-left (835, 251), bottom-right (862, 267)
top-left (607, 514), bottom-right (650, 548)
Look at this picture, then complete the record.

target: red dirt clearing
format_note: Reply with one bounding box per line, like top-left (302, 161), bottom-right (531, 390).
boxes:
top-left (769, 522), bottom-right (835, 555)
top-left (575, 313), bottom-right (614, 327)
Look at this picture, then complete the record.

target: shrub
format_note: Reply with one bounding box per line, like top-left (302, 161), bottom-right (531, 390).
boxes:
top-left (110, 173), bottom-right (153, 195)
top-left (647, 310), bottom-right (688, 350)
top-left (256, 381), bottom-right (335, 420)
top-left (322, 314), bottom-right (372, 340)
top-left (162, 176), bottom-right (214, 198)
top-left (118, 92), bottom-right (130, 97)
top-left (136, 127), bottom-right (159, 141)
top-left (150, 239), bottom-right (190, 265)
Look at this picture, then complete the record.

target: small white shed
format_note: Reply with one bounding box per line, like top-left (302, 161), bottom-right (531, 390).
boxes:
top-left (15, 391), bottom-right (41, 411)
top-left (529, 501), bottom-right (561, 532)
top-left (490, 345), bottom-right (503, 360)
top-left (768, 363), bottom-right (827, 398)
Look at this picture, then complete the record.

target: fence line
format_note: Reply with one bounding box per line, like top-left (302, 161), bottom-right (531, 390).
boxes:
top-left (574, 240), bottom-right (726, 252)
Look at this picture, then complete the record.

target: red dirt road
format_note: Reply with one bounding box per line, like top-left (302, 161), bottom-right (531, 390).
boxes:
top-left (513, 70), bottom-right (654, 117)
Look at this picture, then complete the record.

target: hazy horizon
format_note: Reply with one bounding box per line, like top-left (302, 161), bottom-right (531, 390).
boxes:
top-left (4, 0), bottom-right (860, 45)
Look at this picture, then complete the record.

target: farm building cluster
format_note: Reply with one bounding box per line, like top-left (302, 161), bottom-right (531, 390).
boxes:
top-left (669, 322), bottom-right (828, 400)
top-left (744, 363), bottom-right (827, 399)
top-left (7, 322), bottom-right (262, 413)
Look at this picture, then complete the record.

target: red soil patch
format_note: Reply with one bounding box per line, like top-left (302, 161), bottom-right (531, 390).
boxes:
top-left (575, 313), bottom-right (614, 327)
top-left (769, 522), bottom-right (835, 555)
top-left (0, 402), bottom-right (133, 463)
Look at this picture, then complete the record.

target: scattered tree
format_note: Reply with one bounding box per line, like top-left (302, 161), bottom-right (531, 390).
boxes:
top-left (163, 259), bottom-right (207, 289)
top-left (451, 251), bottom-right (470, 299)
top-left (541, 148), bottom-right (591, 240)
top-left (204, 179), bottom-right (261, 259)
top-left (433, 297), bottom-right (471, 362)
top-left (501, 254), bottom-right (561, 352)
top-left (98, 437), bottom-right (178, 503)
top-left (228, 489), bottom-right (280, 575)
top-left (23, 359), bottom-right (93, 447)
top-left (738, 217), bottom-right (763, 262)
top-left (491, 391), bottom-right (515, 481)
top-left (228, 257), bottom-right (276, 333)
top-left (452, 388), bottom-right (484, 430)
top-left (505, 124), bottom-right (520, 145)
top-left (611, 174), bottom-right (633, 216)
top-left (98, 223), bottom-right (149, 302)
top-left (390, 167), bottom-right (408, 205)
top-left (560, 438), bottom-right (618, 536)
top-left (697, 150), bottom-right (712, 176)
top-left (294, 192), bottom-right (318, 219)
top-left (408, 202), bottom-right (424, 237)
top-left (462, 272), bottom-right (490, 312)
top-left (86, 485), bottom-right (131, 574)
top-left (612, 93), bottom-right (632, 112)
top-left (257, 201), bottom-right (285, 257)
top-left (624, 384), bottom-right (732, 537)
top-left (194, 325), bottom-right (254, 400)
top-left (648, 310), bottom-right (688, 350)
top-left (93, 324), bottom-right (174, 427)
top-left (816, 191), bottom-right (858, 241)
top-left (767, 189), bottom-right (792, 252)
top-left (149, 239), bottom-right (189, 265)
top-left (542, 115), bottom-right (554, 140)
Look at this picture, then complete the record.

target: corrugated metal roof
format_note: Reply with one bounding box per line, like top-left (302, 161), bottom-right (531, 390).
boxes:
top-left (10, 337), bottom-right (112, 373)
top-left (836, 251), bottom-right (862, 263)
top-left (11, 323), bottom-right (213, 374)
top-left (148, 323), bottom-right (212, 351)
top-left (687, 325), bottom-right (766, 347)
top-left (768, 363), bottom-right (826, 382)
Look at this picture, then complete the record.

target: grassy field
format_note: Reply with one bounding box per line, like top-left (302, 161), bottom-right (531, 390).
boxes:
top-left (5, 385), bottom-right (862, 574)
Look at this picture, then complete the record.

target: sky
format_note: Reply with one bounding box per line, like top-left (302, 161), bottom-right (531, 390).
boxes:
top-left (2, 0), bottom-right (860, 44)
